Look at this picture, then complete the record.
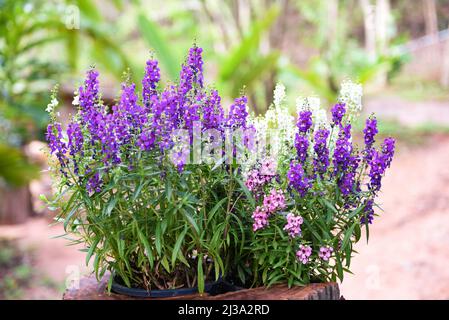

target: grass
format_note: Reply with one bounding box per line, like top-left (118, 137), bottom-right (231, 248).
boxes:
top-left (0, 238), bottom-right (61, 299)
top-left (371, 76), bottom-right (449, 102)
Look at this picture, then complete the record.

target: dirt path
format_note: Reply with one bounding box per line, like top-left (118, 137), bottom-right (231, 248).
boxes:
top-left (340, 134), bottom-right (449, 299)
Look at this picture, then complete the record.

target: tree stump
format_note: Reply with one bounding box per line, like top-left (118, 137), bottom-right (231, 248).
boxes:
top-left (0, 185), bottom-right (33, 225)
top-left (63, 274), bottom-right (341, 300)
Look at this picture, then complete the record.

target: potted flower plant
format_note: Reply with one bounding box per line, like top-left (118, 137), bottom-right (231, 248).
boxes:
top-left (46, 45), bottom-right (395, 299)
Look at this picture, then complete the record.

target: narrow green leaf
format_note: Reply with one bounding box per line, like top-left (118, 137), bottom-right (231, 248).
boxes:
top-left (86, 237), bottom-right (100, 266)
top-left (197, 256), bottom-right (204, 293)
top-left (171, 226), bottom-right (188, 267)
top-left (137, 13), bottom-right (179, 79)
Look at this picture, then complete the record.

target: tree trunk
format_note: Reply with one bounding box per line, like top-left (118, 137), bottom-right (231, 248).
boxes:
top-left (0, 184), bottom-right (34, 225)
top-left (423, 0), bottom-right (438, 38)
top-left (441, 25), bottom-right (449, 88)
top-left (360, 0), bottom-right (376, 59)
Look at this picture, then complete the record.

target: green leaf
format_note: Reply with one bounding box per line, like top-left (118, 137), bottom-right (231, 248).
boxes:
top-left (136, 227), bottom-right (154, 268)
top-left (86, 237), bottom-right (100, 266)
top-left (161, 256), bottom-right (170, 273)
top-left (218, 4), bottom-right (280, 81)
top-left (171, 226), bottom-right (188, 267)
top-left (348, 205), bottom-right (364, 220)
top-left (197, 256), bottom-right (205, 293)
top-left (181, 208), bottom-right (200, 234)
top-left (137, 13), bottom-right (179, 79)
top-left (341, 221), bottom-right (357, 252)
top-left (320, 198), bottom-right (338, 214)
top-left (207, 197), bottom-right (227, 221)
top-left (155, 223), bottom-right (163, 255)
top-left (77, 0), bottom-right (103, 23)
top-left (104, 195), bottom-right (118, 216)
top-left (231, 52), bottom-right (279, 96)
top-left (235, 177), bottom-right (255, 207)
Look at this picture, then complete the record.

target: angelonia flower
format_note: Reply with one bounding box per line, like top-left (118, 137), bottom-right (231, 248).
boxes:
top-left (296, 244), bottom-right (312, 264)
top-left (338, 155), bottom-right (360, 196)
top-left (333, 124), bottom-right (352, 174)
top-left (294, 133), bottom-right (309, 163)
top-left (339, 80), bottom-right (363, 117)
top-left (252, 206), bottom-right (269, 231)
top-left (245, 169), bottom-right (271, 195)
top-left (227, 96), bottom-right (248, 129)
top-left (262, 189), bottom-right (286, 213)
top-left (287, 161), bottom-right (310, 197)
top-left (318, 246), bottom-right (334, 261)
top-left (179, 46), bottom-right (204, 97)
top-left (187, 46), bottom-right (204, 88)
top-left (259, 157), bottom-right (277, 176)
top-left (296, 110), bottom-right (313, 133)
top-left (361, 199), bottom-right (375, 224)
top-left (368, 137), bottom-right (395, 193)
top-left (86, 171), bottom-right (101, 194)
top-left (363, 116), bottom-right (378, 151)
top-left (78, 68), bottom-right (99, 121)
top-left (313, 128), bottom-right (330, 176)
top-left (46, 46), bottom-right (263, 195)
top-left (142, 59), bottom-right (161, 106)
top-left (381, 137), bottom-right (395, 168)
top-left (46, 122), bottom-right (67, 168)
top-left (331, 103), bottom-right (346, 126)
top-left (202, 89), bottom-right (224, 130)
top-left (273, 82), bottom-right (286, 108)
top-left (283, 213), bottom-right (303, 237)
top-left (244, 157), bottom-right (277, 198)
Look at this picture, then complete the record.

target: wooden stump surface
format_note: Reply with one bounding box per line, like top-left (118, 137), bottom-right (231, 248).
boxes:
top-left (63, 274), bottom-right (341, 300)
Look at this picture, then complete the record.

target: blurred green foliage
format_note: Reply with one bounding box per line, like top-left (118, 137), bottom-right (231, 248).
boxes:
top-left (0, 144), bottom-right (39, 187)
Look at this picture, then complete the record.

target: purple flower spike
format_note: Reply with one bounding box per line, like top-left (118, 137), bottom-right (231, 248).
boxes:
top-left (142, 59), bottom-right (160, 107)
top-left (381, 137), bottom-right (395, 168)
top-left (295, 133), bottom-right (309, 163)
top-left (202, 90), bottom-right (224, 130)
top-left (363, 116), bottom-right (378, 150)
top-left (227, 96), bottom-right (248, 129)
top-left (313, 128), bottom-right (330, 176)
top-left (331, 103), bottom-right (346, 126)
top-left (287, 161), bottom-right (310, 197)
top-left (333, 124), bottom-right (352, 174)
top-left (46, 122), bottom-right (67, 168)
top-left (361, 199), bottom-right (375, 224)
top-left (296, 110), bottom-right (313, 133)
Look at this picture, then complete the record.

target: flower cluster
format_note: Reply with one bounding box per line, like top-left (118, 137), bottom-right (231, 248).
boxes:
top-left (287, 161), bottom-right (310, 197)
top-left (46, 46), bottom-right (249, 193)
top-left (283, 213), bottom-right (303, 238)
top-left (318, 246), bottom-right (334, 261)
top-left (245, 158), bottom-right (276, 197)
top-left (250, 189), bottom-right (285, 231)
top-left (296, 244), bottom-right (312, 264)
top-left (263, 189), bottom-right (286, 213)
top-left (313, 128), bottom-right (330, 176)
top-left (246, 81), bottom-right (395, 285)
top-left (252, 206), bottom-right (269, 231)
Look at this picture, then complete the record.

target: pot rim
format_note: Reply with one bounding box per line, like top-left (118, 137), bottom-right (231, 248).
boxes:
top-left (111, 275), bottom-right (219, 298)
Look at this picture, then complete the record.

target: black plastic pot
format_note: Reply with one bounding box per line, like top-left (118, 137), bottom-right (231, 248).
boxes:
top-left (111, 275), bottom-right (241, 298)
